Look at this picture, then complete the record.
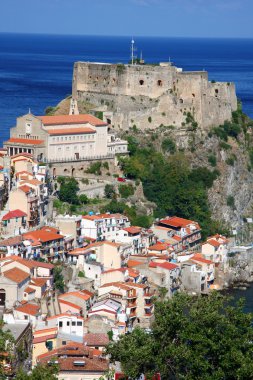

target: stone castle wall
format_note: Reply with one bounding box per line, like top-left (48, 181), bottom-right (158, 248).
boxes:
top-left (72, 62), bottom-right (237, 131)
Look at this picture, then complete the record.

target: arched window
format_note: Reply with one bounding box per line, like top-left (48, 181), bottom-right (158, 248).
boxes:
top-left (157, 80), bottom-right (162, 86)
top-left (139, 80), bottom-right (144, 85)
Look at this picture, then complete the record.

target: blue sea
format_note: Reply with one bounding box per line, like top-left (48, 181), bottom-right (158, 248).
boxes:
top-left (0, 33), bottom-right (253, 147)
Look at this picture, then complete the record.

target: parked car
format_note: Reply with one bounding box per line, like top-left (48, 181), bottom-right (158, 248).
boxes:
top-left (117, 177), bottom-right (126, 182)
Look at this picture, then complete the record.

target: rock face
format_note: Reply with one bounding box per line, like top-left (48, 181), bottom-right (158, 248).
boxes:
top-left (72, 61), bottom-right (237, 131)
top-left (71, 61), bottom-right (253, 229)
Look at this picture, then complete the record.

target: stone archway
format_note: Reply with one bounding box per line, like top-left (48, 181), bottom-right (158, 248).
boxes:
top-left (0, 289), bottom-right (6, 307)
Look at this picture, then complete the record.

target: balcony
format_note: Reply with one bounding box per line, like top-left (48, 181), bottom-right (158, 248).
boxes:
top-left (144, 292), bottom-right (155, 298)
top-left (127, 302), bottom-right (137, 308)
top-left (144, 312), bottom-right (153, 317)
top-left (129, 311), bottom-right (137, 318)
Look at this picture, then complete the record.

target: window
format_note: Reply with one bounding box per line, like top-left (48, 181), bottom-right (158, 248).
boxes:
top-left (157, 80), bottom-right (162, 86)
top-left (139, 80), bottom-right (144, 85)
top-left (77, 321), bottom-right (82, 326)
top-left (62, 341), bottom-right (66, 345)
top-left (59, 321), bottom-right (63, 327)
top-left (72, 321), bottom-right (76, 326)
top-left (67, 321), bottom-right (70, 326)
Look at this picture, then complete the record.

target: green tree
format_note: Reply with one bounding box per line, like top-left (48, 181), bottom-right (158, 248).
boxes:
top-left (161, 138), bottom-right (176, 154)
top-left (118, 184), bottom-right (134, 198)
top-left (53, 266), bottom-right (65, 293)
top-left (79, 194), bottom-right (89, 204)
top-left (0, 323), bottom-right (14, 377)
top-left (58, 177), bottom-right (79, 204)
top-left (108, 293), bottom-right (253, 380)
top-left (16, 363), bottom-right (58, 380)
top-left (104, 184), bottom-right (116, 199)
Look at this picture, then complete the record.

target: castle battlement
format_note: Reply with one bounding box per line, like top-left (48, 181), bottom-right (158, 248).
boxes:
top-left (72, 61), bottom-right (237, 131)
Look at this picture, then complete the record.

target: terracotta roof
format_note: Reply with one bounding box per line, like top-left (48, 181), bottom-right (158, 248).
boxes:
top-left (37, 344), bottom-right (109, 372)
top-left (2, 209), bottom-right (27, 221)
top-left (18, 185), bottom-right (32, 193)
top-left (191, 254), bottom-right (214, 265)
top-left (0, 235), bottom-right (23, 247)
top-left (33, 334), bottom-right (57, 344)
top-left (59, 290), bottom-right (93, 302)
top-left (58, 299), bottom-right (82, 310)
top-left (83, 333), bottom-right (109, 347)
top-left (127, 259), bottom-right (144, 268)
top-left (85, 241), bottom-right (121, 250)
top-left (6, 138), bottom-right (44, 145)
top-left (24, 286), bottom-right (36, 294)
top-left (3, 268), bottom-right (30, 284)
top-left (123, 226), bottom-right (142, 235)
top-left (40, 226), bottom-right (59, 234)
top-left (33, 327), bottom-right (58, 335)
top-left (149, 261), bottom-right (178, 271)
top-left (3, 255), bottom-right (54, 269)
top-left (38, 114), bottom-right (107, 126)
top-left (148, 242), bottom-right (168, 251)
top-left (19, 179), bottom-right (42, 186)
top-left (30, 277), bottom-right (47, 287)
top-left (46, 127), bottom-right (96, 135)
top-left (159, 216), bottom-right (200, 230)
top-left (205, 239), bottom-right (221, 247)
top-left (23, 229), bottom-right (64, 243)
top-left (15, 303), bottom-right (40, 316)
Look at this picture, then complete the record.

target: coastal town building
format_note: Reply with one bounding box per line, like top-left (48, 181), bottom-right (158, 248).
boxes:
top-left (4, 113), bottom-right (128, 163)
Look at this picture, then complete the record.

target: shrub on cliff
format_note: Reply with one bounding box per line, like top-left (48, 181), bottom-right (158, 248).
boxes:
top-left (107, 292), bottom-right (253, 380)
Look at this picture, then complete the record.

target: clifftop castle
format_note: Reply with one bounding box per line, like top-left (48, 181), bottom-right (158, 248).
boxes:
top-left (72, 61), bottom-right (237, 131)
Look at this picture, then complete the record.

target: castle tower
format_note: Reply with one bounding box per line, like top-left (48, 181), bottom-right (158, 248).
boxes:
top-left (69, 98), bottom-right (79, 115)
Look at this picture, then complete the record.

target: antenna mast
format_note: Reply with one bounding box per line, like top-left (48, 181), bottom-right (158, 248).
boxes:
top-left (130, 38), bottom-right (137, 65)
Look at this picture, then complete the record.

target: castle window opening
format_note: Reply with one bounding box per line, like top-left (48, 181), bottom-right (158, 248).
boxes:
top-left (215, 89), bottom-right (219, 94)
top-left (157, 80), bottom-right (163, 87)
top-left (139, 80), bottom-right (144, 85)
top-left (64, 169), bottom-right (68, 172)
top-left (192, 93), bottom-right (195, 97)
top-left (179, 99), bottom-right (183, 104)
top-left (107, 118), bottom-right (111, 125)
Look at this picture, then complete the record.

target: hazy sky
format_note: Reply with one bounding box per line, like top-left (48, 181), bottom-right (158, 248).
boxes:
top-left (0, 0), bottom-right (252, 38)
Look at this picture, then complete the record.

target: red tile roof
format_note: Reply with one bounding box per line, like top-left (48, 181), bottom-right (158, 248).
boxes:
top-left (3, 268), bottom-right (30, 284)
top-left (148, 242), bottom-right (168, 251)
top-left (83, 333), bottom-right (109, 347)
top-left (15, 303), bottom-right (40, 316)
top-left (205, 239), bottom-right (221, 247)
top-left (160, 216), bottom-right (200, 230)
top-left (149, 261), bottom-right (178, 271)
top-left (30, 277), bottom-right (47, 287)
top-left (18, 185), bottom-right (32, 193)
top-left (38, 114), bottom-right (107, 126)
top-left (123, 226), bottom-right (142, 235)
top-left (46, 127), bottom-right (96, 135)
top-left (33, 334), bottom-right (57, 344)
top-left (59, 290), bottom-right (93, 302)
top-left (191, 253), bottom-right (214, 265)
top-left (2, 209), bottom-right (27, 221)
top-left (127, 259), bottom-right (144, 268)
top-left (23, 229), bottom-right (64, 243)
top-left (58, 299), bottom-right (82, 311)
top-left (24, 286), bottom-right (36, 294)
top-left (6, 138), bottom-right (44, 145)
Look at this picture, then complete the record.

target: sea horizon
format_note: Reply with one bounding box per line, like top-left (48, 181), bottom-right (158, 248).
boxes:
top-left (0, 33), bottom-right (253, 145)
